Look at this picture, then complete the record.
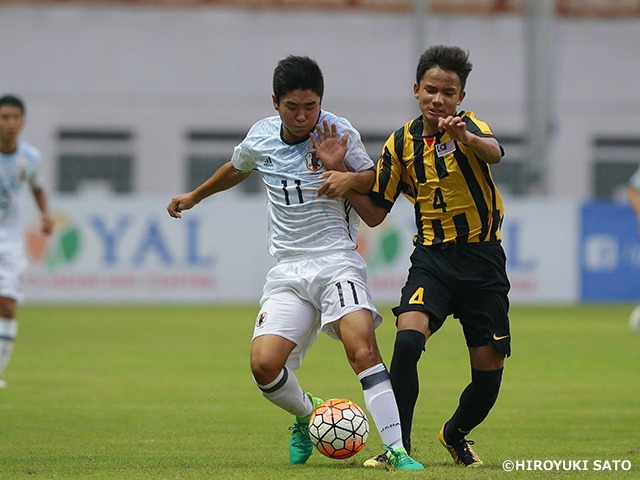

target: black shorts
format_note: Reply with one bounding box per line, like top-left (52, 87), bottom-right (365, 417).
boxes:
top-left (392, 241), bottom-right (511, 356)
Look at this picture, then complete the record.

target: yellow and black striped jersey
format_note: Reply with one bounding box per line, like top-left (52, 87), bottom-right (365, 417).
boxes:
top-left (370, 111), bottom-right (505, 245)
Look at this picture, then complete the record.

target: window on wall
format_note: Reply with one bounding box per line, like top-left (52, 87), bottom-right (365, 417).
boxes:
top-left (592, 137), bottom-right (640, 199)
top-left (488, 134), bottom-right (528, 196)
top-left (57, 129), bottom-right (134, 194)
top-left (186, 130), bottom-right (262, 194)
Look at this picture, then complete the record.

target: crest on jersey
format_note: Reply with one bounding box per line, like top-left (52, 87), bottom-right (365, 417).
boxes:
top-left (256, 312), bottom-right (268, 328)
top-left (305, 151), bottom-right (323, 172)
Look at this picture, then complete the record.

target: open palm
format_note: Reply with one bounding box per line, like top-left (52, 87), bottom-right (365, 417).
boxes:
top-left (310, 119), bottom-right (350, 172)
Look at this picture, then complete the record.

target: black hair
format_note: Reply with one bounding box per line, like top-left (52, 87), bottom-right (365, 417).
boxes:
top-left (416, 45), bottom-right (473, 91)
top-left (0, 95), bottom-right (25, 114)
top-left (272, 56), bottom-right (324, 103)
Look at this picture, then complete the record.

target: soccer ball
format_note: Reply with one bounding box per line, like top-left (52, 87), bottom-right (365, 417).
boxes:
top-left (308, 398), bottom-right (369, 459)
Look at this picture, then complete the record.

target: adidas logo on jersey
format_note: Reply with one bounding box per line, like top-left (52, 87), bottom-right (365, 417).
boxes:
top-left (263, 156), bottom-right (274, 167)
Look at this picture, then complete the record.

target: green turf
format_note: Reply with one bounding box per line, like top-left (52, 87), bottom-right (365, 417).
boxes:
top-left (0, 304), bottom-right (638, 479)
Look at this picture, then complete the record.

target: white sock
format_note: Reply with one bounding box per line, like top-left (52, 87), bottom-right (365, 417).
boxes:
top-left (0, 318), bottom-right (18, 377)
top-left (255, 367), bottom-right (312, 419)
top-left (358, 363), bottom-right (404, 450)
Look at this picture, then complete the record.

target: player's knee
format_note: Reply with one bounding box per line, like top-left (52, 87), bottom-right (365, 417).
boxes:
top-left (345, 343), bottom-right (382, 372)
top-left (250, 355), bottom-right (284, 385)
top-left (392, 329), bottom-right (426, 364)
top-left (471, 367), bottom-right (503, 400)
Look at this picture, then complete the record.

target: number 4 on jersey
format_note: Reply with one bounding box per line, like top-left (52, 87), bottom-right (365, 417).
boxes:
top-left (433, 187), bottom-right (447, 212)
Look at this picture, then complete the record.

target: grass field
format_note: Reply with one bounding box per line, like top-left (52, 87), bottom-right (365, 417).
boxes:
top-left (0, 304), bottom-right (639, 479)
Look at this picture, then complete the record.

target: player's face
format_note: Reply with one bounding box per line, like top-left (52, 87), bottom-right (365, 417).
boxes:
top-left (273, 90), bottom-right (321, 144)
top-left (0, 105), bottom-right (24, 146)
top-left (414, 67), bottom-right (466, 135)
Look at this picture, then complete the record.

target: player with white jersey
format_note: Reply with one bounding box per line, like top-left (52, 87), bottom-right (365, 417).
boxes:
top-left (0, 95), bottom-right (54, 387)
top-left (168, 56), bottom-right (423, 470)
top-left (232, 111), bottom-right (366, 259)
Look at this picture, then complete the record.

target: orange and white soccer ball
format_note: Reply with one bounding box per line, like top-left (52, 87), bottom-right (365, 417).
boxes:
top-left (308, 398), bottom-right (369, 459)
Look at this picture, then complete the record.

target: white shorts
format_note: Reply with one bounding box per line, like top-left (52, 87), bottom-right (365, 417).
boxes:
top-left (0, 246), bottom-right (28, 303)
top-left (252, 250), bottom-right (382, 371)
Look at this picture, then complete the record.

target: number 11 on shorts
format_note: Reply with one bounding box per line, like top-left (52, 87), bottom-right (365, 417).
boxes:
top-left (335, 281), bottom-right (359, 307)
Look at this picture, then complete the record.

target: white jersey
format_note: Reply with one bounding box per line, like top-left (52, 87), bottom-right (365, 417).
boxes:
top-left (0, 140), bottom-right (42, 247)
top-left (232, 110), bottom-right (374, 259)
top-left (630, 164), bottom-right (640, 192)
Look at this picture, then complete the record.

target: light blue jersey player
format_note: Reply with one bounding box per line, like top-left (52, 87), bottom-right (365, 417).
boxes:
top-left (0, 140), bottom-right (43, 245)
top-left (231, 111), bottom-right (368, 259)
top-left (0, 95), bottom-right (54, 388)
top-left (168, 56), bottom-right (423, 470)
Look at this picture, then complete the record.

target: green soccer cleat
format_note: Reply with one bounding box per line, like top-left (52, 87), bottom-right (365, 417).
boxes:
top-left (288, 393), bottom-right (323, 465)
top-left (363, 444), bottom-right (424, 471)
top-left (438, 424), bottom-right (484, 467)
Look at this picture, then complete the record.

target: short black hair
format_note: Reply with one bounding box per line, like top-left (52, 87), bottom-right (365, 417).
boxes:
top-left (416, 45), bottom-right (473, 91)
top-left (272, 56), bottom-right (324, 103)
top-left (0, 95), bottom-right (25, 114)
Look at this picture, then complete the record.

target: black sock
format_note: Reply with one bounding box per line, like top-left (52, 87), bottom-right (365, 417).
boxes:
top-left (389, 330), bottom-right (426, 453)
top-left (445, 368), bottom-right (503, 443)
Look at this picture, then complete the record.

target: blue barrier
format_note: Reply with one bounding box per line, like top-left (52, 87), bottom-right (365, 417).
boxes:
top-left (581, 202), bottom-right (640, 301)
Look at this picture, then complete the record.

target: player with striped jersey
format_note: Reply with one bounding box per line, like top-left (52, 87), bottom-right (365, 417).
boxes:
top-left (342, 46), bottom-right (511, 468)
top-left (0, 95), bottom-right (54, 388)
top-left (374, 109), bottom-right (505, 246)
top-left (168, 56), bottom-right (422, 470)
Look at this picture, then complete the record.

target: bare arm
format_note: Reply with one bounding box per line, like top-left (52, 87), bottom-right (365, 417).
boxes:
top-left (31, 187), bottom-right (54, 235)
top-left (317, 169), bottom-right (375, 199)
top-left (167, 162), bottom-right (251, 218)
top-left (344, 189), bottom-right (389, 228)
top-left (439, 115), bottom-right (502, 164)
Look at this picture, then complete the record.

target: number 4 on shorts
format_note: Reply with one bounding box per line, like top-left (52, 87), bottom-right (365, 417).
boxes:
top-left (409, 287), bottom-right (424, 305)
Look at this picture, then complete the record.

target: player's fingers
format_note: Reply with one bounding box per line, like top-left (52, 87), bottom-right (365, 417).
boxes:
top-left (315, 123), bottom-right (325, 141)
top-left (341, 132), bottom-right (349, 145)
top-left (323, 119), bottom-right (331, 138)
top-left (330, 123), bottom-right (338, 140)
top-left (318, 183), bottom-right (329, 196)
top-left (167, 201), bottom-right (182, 218)
top-left (309, 130), bottom-right (319, 147)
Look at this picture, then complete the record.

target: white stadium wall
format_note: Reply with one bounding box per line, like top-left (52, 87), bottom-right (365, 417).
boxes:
top-left (22, 195), bottom-right (583, 305)
top-left (1, 5), bottom-right (639, 199)
top-left (2, 5), bottom-right (640, 304)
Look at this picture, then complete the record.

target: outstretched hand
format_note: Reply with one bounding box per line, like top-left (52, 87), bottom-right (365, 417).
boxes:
top-left (438, 115), bottom-right (471, 144)
top-left (309, 119), bottom-right (349, 172)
